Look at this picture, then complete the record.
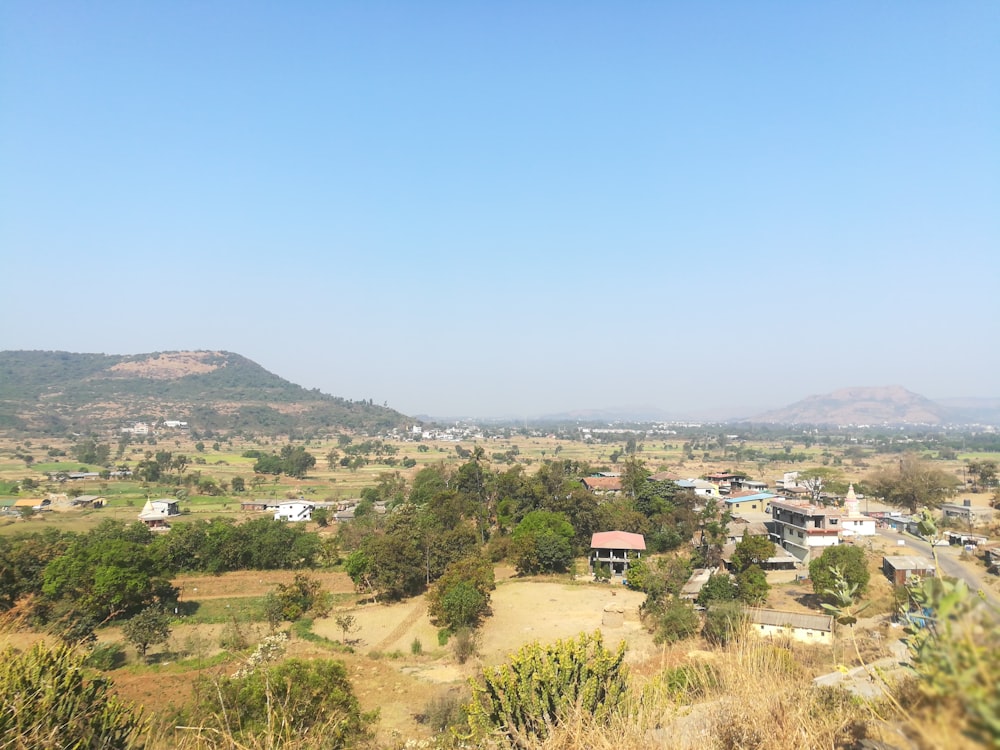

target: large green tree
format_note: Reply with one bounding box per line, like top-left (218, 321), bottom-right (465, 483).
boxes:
top-left (809, 545), bottom-right (870, 603)
top-left (426, 554), bottom-right (495, 630)
top-left (511, 510), bottom-right (575, 575)
top-left (868, 454), bottom-right (959, 513)
top-left (41, 523), bottom-right (177, 624)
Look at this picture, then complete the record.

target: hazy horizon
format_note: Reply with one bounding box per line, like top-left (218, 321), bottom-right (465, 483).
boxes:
top-left (2, 4), bottom-right (998, 418)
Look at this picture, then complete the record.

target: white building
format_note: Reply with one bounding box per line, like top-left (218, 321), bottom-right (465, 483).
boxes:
top-left (274, 500), bottom-right (314, 522)
top-left (839, 485), bottom-right (876, 538)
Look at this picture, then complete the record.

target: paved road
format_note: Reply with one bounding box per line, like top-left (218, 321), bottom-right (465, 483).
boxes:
top-left (875, 528), bottom-right (1000, 612)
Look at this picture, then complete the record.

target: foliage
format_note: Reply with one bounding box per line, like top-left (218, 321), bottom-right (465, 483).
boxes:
top-left (511, 510), bottom-right (575, 575)
top-left (819, 566), bottom-right (871, 627)
top-left (452, 627), bottom-right (479, 665)
top-left (41, 521), bottom-right (177, 624)
top-left (809, 545), bottom-right (870, 603)
top-left (643, 595), bottom-right (700, 644)
top-left (0, 641), bottom-right (145, 748)
top-left (84, 641), bottom-right (127, 671)
top-left (0, 528), bottom-right (75, 610)
top-left (122, 605), bottom-right (172, 658)
top-left (193, 657), bottom-right (374, 748)
top-left (702, 601), bottom-right (748, 646)
top-left (152, 517), bottom-right (321, 573)
top-left (467, 631), bottom-right (628, 748)
top-left (335, 613), bottom-right (359, 644)
top-left (269, 573), bottom-right (332, 622)
top-left (867, 454), bottom-right (960, 513)
top-left (344, 531), bottom-right (424, 602)
top-left (625, 554), bottom-right (691, 598)
top-left (252, 445), bottom-right (317, 478)
top-left (735, 564), bottom-right (769, 605)
top-left (731, 534), bottom-right (775, 573)
top-left (904, 571), bottom-right (1000, 745)
top-left (426, 554), bottom-right (495, 630)
top-left (696, 571), bottom-right (737, 606)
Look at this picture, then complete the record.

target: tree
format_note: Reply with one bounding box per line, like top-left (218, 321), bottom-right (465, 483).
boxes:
top-left (795, 467), bottom-right (839, 504)
top-left (696, 571), bottom-right (737, 606)
top-left (703, 601), bottom-right (747, 646)
top-left (809, 545), bottom-right (870, 603)
top-left (198, 658), bottom-right (373, 747)
top-left (427, 554), bottom-right (495, 630)
top-left (270, 573), bottom-right (332, 621)
top-left (644, 595), bottom-right (700, 644)
top-left (967, 459), bottom-right (998, 491)
top-left (868, 454), bottom-right (959, 513)
top-left (121, 605), bottom-right (171, 659)
top-left (511, 510), bottom-right (575, 575)
top-left (731, 534), bottom-right (775, 573)
top-left (230, 476), bottom-right (245, 493)
top-left (735, 565), bottom-right (769, 605)
top-left (42, 526), bottom-right (177, 623)
top-left (334, 613), bottom-right (359, 644)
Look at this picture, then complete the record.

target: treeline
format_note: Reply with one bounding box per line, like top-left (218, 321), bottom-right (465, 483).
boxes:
top-left (0, 518), bottom-right (328, 638)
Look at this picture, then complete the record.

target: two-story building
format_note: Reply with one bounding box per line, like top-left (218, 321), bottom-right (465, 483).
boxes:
top-left (589, 530), bottom-right (646, 578)
top-left (769, 498), bottom-right (843, 563)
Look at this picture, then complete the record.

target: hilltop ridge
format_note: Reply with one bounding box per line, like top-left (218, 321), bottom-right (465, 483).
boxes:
top-left (0, 350), bottom-right (410, 436)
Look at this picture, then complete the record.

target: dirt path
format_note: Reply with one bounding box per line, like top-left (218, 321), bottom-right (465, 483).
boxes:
top-left (375, 600), bottom-right (428, 651)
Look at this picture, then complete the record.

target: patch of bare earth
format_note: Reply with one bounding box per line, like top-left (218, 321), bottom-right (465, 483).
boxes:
top-left (108, 351), bottom-right (224, 379)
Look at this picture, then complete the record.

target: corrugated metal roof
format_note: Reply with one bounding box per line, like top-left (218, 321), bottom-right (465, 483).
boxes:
top-left (749, 608), bottom-right (833, 632)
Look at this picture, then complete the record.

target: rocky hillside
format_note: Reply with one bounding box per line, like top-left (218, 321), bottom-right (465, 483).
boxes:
top-left (749, 385), bottom-right (951, 426)
top-left (0, 350), bottom-right (410, 436)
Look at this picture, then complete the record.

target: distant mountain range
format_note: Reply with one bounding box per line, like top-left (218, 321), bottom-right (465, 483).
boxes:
top-left (0, 350), bottom-right (410, 436)
top-left (2, 351), bottom-right (996, 435)
top-left (499, 387), bottom-right (1000, 427)
top-left (748, 386), bottom-right (1000, 426)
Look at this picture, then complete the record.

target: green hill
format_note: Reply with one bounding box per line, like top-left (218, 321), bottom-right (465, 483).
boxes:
top-left (0, 350), bottom-right (410, 436)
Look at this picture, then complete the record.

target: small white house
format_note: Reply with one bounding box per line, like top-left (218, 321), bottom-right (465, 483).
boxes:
top-left (748, 608), bottom-right (834, 643)
top-left (274, 500), bottom-right (314, 522)
top-left (138, 498), bottom-right (180, 531)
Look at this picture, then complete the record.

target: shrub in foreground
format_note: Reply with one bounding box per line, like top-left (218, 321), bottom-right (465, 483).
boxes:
top-left (467, 631), bottom-right (628, 747)
top-left (0, 641), bottom-right (145, 748)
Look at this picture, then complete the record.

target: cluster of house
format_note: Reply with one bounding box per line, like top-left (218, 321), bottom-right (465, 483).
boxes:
top-left (1, 493), bottom-right (107, 515)
top-left (120, 419), bottom-right (189, 435)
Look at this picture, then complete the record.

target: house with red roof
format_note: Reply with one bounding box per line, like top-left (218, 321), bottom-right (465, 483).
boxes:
top-left (580, 476), bottom-right (622, 495)
top-left (589, 530), bottom-right (646, 578)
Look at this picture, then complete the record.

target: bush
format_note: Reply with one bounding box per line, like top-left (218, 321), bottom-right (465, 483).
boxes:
top-left (644, 595), bottom-right (700, 644)
top-left (84, 642), bottom-right (127, 671)
top-left (193, 658), bottom-right (374, 748)
top-left (452, 627), bottom-right (478, 664)
top-left (419, 691), bottom-right (469, 733)
top-left (0, 642), bottom-right (144, 748)
top-left (467, 631), bottom-right (628, 747)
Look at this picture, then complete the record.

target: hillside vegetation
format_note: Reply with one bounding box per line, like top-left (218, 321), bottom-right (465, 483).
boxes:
top-left (0, 350), bottom-right (408, 436)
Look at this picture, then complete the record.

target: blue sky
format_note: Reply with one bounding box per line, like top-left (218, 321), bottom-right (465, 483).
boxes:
top-left (2, 2), bottom-right (998, 418)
